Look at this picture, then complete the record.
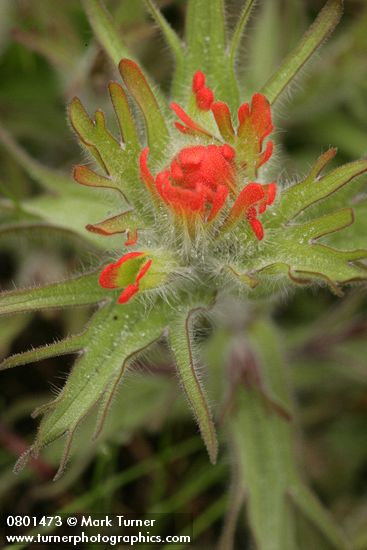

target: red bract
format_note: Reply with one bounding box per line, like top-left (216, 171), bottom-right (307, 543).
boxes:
top-left (236, 93), bottom-right (274, 171)
top-left (140, 144), bottom-right (236, 221)
top-left (99, 252), bottom-right (152, 304)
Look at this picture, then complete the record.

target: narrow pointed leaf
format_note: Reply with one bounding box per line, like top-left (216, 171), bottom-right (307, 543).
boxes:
top-left (68, 98), bottom-right (126, 179)
top-left (279, 158), bottom-right (367, 222)
top-left (286, 209), bottom-right (354, 241)
top-left (119, 59), bottom-right (169, 160)
top-left (0, 335), bottom-right (84, 370)
top-left (69, 95), bottom-right (148, 212)
top-left (225, 265), bottom-right (259, 289)
top-left (169, 309), bottom-right (218, 464)
top-left (81, 0), bottom-right (131, 66)
top-left (108, 82), bottom-right (140, 153)
top-left (229, 320), bottom-right (347, 549)
top-left (144, 0), bottom-right (185, 96)
top-left (0, 271), bottom-right (106, 315)
top-left (289, 483), bottom-right (350, 549)
top-left (31, 299), bottom-right (174, 469)
top-left (93, 367), bottom-right (125, 440)
top-left (73, 165), bottom-right (120, 192)
top-left (21, 193), bottom-right (121, 249)
top-left (229, 0), bottom-right (256, 67)
top-left (86, 209), bottom-right (144, 237)
top-left (0, 124), bottom-right (73, 193)
top-left (0, 126), bottom-right (121, 246)
top-left (229, 321), bottom-right (297, 550)
top-left (186, 0), bottom-right (239, 108)
top-left (252, 243), bottom-right (367, 293)
top-left (260, 0), bottom-right (343, 104)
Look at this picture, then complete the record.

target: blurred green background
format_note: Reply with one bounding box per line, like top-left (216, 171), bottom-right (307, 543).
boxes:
top-left (0, 1), bottom-right (366, 548)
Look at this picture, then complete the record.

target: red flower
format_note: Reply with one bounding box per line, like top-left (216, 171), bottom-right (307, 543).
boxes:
top-left (192, 71), bottom-right (214, 111)
top-left (140, 144), bottom-right (236, 221)
top-left (99, 252), bottom-right (152, 304)
top-left (172, 71), bottom-right (274, 176)
top-left (139, 71), bottom-right (277, 240)
top-left (223, 182), bottom-right (276, 240)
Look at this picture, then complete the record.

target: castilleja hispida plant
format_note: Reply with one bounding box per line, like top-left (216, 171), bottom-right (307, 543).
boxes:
top-left (0, 0), bottom-right (366, 547)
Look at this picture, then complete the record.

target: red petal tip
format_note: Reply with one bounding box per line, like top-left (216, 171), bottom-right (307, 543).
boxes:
top-left (192, 71), bottom-right (206, 93)
top-left (196, 87), bottom-right (214, 110)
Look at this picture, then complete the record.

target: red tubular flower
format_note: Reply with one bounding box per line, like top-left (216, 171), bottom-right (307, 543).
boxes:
top-left (171, 72), bottom-right (274, 175)
top-left (140, 144), bottom-right (236, 221)
top-left (192, 70), bottom-right (214, 111)
top-left (170, 102), bottom-right (213, 137)
top-left (141, 70), bottom-right (277, 240)
top-left (99, 252), bottom-right (152, 304)
top-left (211, 101), bottom-right (235, 142)
top-left (223, 181), bottom-right (276, 240)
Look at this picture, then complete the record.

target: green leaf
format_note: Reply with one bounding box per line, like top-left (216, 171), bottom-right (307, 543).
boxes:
top-left (241, 151), bottom-right (367, 292)
top-left (15, 298), bottom-right (175, 479)
top-left (278, 155), bottom-right (367, 223)
top-left (144, 0), bottom-right (185, 96)
top-left (185, 0), bottom-right (239, 109)
top-left (0, 335), bottom-right (83, 370)
top-left (260, 0), bottom-right (343, 104)
top-left (289, 483), bottom-right (350, 549)
top-left (168, 307), bottom-right (218, 464)
top-left (0, 271), bottom-right (106, 316)
top-left (229, 320), bottom-right (348, 549)
top-left (119, 59), bottom-right (169, 162)
top-left (68, 95), bottom-right (147, 214)
top-left (229, 0), bottom-right (256, 69)
top-left (81, 0), bottom-right (132, 66)
top-left (252, 243), bottom-right (367, 295)
top-left (20, 192), bottom-right (122, 249)
top-left (225, 265), bottom-right (259, 289)
top-left (108, 81), bottom-right (140, 154)
top-left (68, 98), bottom-right (129, 184)
top-left (326, 199), bottom-right (367, 250)
top-left (247, 0), bottom-right (283, 91)
top-left (229, 321), bottom-right (297, 550)
top-left (0, 124), bottom-right (74, 194)
top-left (86, 209), bottom-right (145, 240)
top-left (73, 164), bottom-right (119, 191)
top-left (284, 208), bottom-right (354, 241)
top-left (0, 124), bottom-right (121, 247)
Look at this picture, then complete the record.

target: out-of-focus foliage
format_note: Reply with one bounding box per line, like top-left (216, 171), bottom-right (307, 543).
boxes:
top-left (0, 1), bottom-right (366, 549)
